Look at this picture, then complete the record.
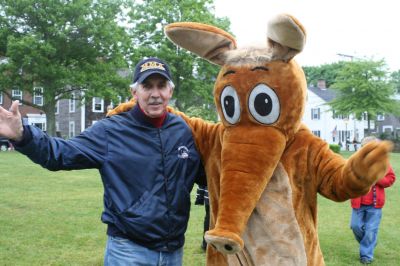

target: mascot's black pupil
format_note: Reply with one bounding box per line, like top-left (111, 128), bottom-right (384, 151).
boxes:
top-left (224, 95), bottom-right (235, 117)
top-left (255, 93), bottom-right (272, 116)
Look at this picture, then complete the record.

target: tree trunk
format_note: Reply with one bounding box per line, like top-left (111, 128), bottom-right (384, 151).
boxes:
top-left (45, 108), bottom-right (56, 137)
top-left (43, 95), bottom-right (57, 137)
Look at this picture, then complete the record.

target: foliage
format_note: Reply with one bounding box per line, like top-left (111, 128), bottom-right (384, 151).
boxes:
top-left (185, 105), bottom-right (218, 122)
top-left (390, 70), bottom-right (400, 94)
top-left (329, 144), bottom-right (341, 154)
top-left (0, 0), bottom-right (132, 135)
top-left (328, 60), bottom-right (398, 133)
top-left (0, 0), bottom-right (232, 134)
top-left (126, 0), bottom-right (231, 113)
top-left (303, 61), bottom-right (347, 88)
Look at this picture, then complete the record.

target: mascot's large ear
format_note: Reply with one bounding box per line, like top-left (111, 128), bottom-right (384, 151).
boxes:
top-left (164, 22), bottom-right (237, 66)
top-left (267, 14), bottom-right (307, 62)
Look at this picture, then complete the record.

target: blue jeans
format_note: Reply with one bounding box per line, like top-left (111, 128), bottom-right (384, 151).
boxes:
top-left (350, 205), bottom-right (382, 261)
top-left (104, 236), bottom-right (183, 266)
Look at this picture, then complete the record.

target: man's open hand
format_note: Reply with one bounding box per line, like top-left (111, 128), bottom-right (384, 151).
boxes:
top-left (0, 100), bottom-right (23, 141)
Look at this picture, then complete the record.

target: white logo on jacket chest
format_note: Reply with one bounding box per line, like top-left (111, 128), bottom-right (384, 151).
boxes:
top-left (177, 146), bottom-right (190, 159)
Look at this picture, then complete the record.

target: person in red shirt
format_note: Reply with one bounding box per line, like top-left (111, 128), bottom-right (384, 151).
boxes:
top-left (350, 136), bottom-right (396, 264)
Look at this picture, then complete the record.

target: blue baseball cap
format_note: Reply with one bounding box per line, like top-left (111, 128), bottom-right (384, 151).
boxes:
top-left (133, 57), bottom-right (172, 84)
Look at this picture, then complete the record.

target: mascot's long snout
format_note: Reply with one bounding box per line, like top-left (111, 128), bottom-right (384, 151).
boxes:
top-left (205, 126), bottom-right (286, 253)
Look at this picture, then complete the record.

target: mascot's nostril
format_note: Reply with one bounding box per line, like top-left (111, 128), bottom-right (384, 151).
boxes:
top-left (224, 244), bottom-right (233, 251)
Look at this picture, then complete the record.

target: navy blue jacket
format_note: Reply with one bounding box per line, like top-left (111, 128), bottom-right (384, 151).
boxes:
top-left (14, 105), bottom-right (205, 251)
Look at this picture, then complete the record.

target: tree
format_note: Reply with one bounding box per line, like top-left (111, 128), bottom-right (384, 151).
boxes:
top-left (0, 0), bottom-right (131, 136)
top-left (126, 0), bottom-right (231, 121)
top-left (328, 59), bottom-right (398, 134)
top-left (303, 61), bottom-right (346, 88)
top-left (390, 69), bottom-right (400, 94)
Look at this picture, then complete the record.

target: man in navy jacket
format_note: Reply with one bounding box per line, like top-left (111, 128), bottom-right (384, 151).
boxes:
top-left (0, 57), bottom-right (205, 266)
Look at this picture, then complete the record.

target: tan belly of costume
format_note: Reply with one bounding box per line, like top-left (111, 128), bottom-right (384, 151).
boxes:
top-left (226, 163), bottom-right (307, 266)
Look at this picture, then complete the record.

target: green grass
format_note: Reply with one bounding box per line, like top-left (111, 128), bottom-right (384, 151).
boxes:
top-left (0, 151), bottom-right (399, 265)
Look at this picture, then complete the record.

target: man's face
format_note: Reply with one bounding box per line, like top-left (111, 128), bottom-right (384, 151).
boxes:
top-left (132, 74), bottom-right (173, 118)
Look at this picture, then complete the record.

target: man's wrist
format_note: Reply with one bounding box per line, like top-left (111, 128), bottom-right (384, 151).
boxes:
top-left (12, 127), bottom-right (24, 142)
top-left (10, 125), bottom-right (32, 147)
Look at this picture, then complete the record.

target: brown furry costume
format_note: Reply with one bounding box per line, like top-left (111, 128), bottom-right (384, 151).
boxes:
top-left (108, 14), bottom-right (392, 266)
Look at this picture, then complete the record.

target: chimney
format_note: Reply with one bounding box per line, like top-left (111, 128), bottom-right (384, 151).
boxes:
top-left (317, 79), bottom-right (326, 90)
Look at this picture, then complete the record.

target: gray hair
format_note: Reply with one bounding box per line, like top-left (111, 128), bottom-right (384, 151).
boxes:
top-left (130, 80), bottom-right (175, 92)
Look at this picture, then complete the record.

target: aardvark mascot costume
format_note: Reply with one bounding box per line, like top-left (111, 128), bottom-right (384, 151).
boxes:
top-left (108, 14), bottom-right (392, 266)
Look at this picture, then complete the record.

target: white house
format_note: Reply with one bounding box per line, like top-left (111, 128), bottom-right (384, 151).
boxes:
top-left (302, 81), bottom-right (369, 151)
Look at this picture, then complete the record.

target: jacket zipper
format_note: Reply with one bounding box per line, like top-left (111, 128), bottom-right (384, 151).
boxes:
top-left (158, 128), bottom-right (171, 249)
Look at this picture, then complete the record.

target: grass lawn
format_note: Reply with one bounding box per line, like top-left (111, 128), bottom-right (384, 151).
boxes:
top-left (0, 151), bottom-right (399, 265)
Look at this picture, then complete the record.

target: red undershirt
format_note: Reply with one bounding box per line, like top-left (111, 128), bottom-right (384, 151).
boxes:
top-left (138, 105), bottom-right (167, 128)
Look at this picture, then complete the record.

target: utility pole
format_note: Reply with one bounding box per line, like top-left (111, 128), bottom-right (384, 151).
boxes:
top-left (336, 53), bottom-right (354, 61)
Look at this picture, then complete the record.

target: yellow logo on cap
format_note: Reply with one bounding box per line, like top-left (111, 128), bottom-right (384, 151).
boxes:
top-left (140, 61), bottom-right (166, 72)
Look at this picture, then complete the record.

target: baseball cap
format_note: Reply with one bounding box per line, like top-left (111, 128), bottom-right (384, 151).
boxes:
top-left (132, 57), bottom-right (172, 84)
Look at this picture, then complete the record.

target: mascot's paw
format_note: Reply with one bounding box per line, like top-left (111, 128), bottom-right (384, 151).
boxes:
top-left (350, 140), bottom-right (393, 186)
top-left (205, 229), bottom-right (243, 254)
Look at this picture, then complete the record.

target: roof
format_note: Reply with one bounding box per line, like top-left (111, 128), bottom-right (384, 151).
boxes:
top-left (308, 86), bottom-right (337, 102)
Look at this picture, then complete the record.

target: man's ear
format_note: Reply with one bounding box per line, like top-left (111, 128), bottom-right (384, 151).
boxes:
top-left (130, 88), bottom-right (137, 99)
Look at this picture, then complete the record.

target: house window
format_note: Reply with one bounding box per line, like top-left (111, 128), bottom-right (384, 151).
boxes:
top-left (0, 92), bottom-right (3, 105)
top-left (339, 130), bottom-right (350, 143)
top-left (332, 110), bottom-right (349, 120)
top-left (92, 97), bottom-right (104, 112)
top-left (382, 126), bottom-right (393, 133)
top-left (69, 121), bottom-right (75, 138)
top-left (69, 92), bottom-right (76, 113)
top-left (33, 87), bottom-right (44, 106)
top-left (110, 95), bottom-right (123, 109)
top-left (312, 130), bottom-right (321, 137)
top-left (377, 114), bottom-right (385, 121)
top-left (55, 122), bottom-right (59, 132)
top-left (55, 100), bottom-right (59, 114)
top-left (12, 89), bottom-right (23, 103)
top-left (33, 122), bottom-right (46, 131)
top-left (311, 108), bottom-right (320, 120)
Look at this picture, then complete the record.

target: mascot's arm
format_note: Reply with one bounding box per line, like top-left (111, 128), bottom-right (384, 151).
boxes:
top-left (106, 99), bottom-right (218, 158)
top-left (297, 127), bottom-right (393, 201)
top-left (338, 140), bottom-right (393, 197)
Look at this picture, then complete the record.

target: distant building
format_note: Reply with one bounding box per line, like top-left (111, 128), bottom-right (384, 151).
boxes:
top-left (0, 88), bottom-right (46, 130)
top-left (55, 69), bottom-right (131, 138)
top-left (55, 91), bottom-right (130, 139)
top-left (374, 113), bottom-right (400, 139)
top-left (302, 80), bottom-right (368, 151)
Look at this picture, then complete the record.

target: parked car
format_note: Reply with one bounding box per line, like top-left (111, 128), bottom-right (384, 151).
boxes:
top-left (0, 137), bottom-right (10, 151)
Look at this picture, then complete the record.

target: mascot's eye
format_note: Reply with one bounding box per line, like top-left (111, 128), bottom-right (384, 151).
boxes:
top-left (248, 84), bottom-right (280, 124)
top-left (220, 85), bottom-right (241, 125)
